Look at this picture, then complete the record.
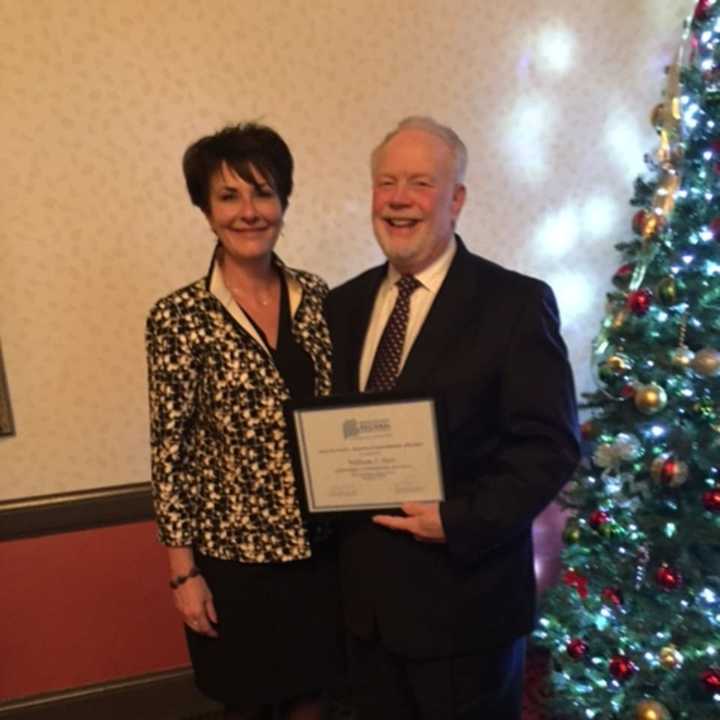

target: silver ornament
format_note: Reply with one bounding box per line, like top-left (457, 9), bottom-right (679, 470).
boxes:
top-left (614, 433), bottom-right (644, 461)
top-left (603, 473), bottom-right (623, 495)
top-left (593, 443), bottom-right (617, 469)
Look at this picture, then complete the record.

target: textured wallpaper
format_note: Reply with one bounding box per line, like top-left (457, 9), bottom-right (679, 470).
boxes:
top-left (0, 0), bottom-right (691, 499)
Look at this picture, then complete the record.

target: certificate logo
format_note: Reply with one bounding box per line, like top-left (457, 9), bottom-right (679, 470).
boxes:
top-left (342, 418), bottom-right (391, 439)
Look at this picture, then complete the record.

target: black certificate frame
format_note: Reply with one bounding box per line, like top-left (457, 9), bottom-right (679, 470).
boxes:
top-left (285, 392), bottom-right (447, 518)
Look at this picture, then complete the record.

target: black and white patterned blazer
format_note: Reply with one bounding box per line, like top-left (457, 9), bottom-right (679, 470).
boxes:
top-left (146, 253), bottom-right (332, 563)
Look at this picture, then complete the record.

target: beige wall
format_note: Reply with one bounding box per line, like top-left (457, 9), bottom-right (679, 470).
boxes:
top-left (1, 0), bottom-right (690, 500)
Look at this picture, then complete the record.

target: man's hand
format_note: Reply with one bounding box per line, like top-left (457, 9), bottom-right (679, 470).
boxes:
top-left (372, 502), bottom-right (446, 542)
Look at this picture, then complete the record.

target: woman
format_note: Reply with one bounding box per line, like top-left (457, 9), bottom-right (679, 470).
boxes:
top-left (146, 123), bottom-right (342, 720)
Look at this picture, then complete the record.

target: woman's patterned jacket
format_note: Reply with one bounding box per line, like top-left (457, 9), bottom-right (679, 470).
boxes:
top-left (145, 254), bottom-right (332, 564)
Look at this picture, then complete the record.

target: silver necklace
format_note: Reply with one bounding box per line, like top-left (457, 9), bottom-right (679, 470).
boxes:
top-left (227, 283), bottom-right (273, 307)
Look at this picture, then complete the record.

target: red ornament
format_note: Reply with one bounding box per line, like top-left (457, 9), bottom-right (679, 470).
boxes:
top-left (632, 210), bottom-right (648, 235)
top-left (695, 0), bottom-right (712, 21)
top-left (627, 289), bottom-right (653, 316)
top-left (690, 32), bottom-right (700, 63)
top-left (621, 384), bottom-right (636, 399)
top-left (659, 458), bottom-right (682, 486)
top-left (710, 218), bottom-right (720, 240)
top-left (655, 564), bottom-right (683, 591)
top-left (703, 488), bottom-right (720, 512)
top-left (601, 587), bottom-right (624, 606)
top-left (589, 510), bottom-right (610, 530)
top-left (613, 263), bottom-right (635, 288)
top-left (712, 138), bottom-right (720, 154)
top-left (566, 639), bottom-right (589, 660)
top-left (563, 569), bottom-right (589, 599)
top-left (701, 668), bottom-right (720, 691)
top-left (580, 419), bottom-right (600, 441)
top-left (609, 654), bottom-right (637, 681)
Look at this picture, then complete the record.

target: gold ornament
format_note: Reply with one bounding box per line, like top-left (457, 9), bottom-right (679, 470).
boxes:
top-left (606, 354), bottom-right (632, 372)
top-left (651, 453), bottom-right (689, 487)
top-left (657, 129), bottom-right (671, 165)
top-left (691, 348), bottom-right (720, 377)
top-left (563, 522), bottom-right (582, 545)
top-left (599, 354), bottom-right (632, 383)
top-left (634, 383), bottom-right (667, 415)
top-left (652, 55), bottom-right (681, 169)
top-left (655, 277), bottom-right (680, 306)
top-left (659, 644), bottom-right (683, 669)
top-left (665, 57), bottom-right (682, 131)
top-left (670, 346), bottom-right (695, 371)
top-left (641, 212), bottom-right (662, 242)
top-left (635, 699), bottom-right (671, 720)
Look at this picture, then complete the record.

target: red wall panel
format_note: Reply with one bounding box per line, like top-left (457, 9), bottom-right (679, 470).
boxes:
top-left (0, 509), bottom-right (567, 702)
top-left (0, 521), bottom-right (188, 701)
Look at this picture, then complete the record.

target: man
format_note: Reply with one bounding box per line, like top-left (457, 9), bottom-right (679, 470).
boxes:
top-left (325, 117), bottom-right (579, 719)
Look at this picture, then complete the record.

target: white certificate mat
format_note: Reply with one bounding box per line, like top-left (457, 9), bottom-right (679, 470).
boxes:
top-left (292, 397), bottom-right (444, 514)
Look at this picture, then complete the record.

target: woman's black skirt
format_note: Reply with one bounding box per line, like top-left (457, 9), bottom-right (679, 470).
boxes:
top-left (186, 542), bottom-right (345, 706)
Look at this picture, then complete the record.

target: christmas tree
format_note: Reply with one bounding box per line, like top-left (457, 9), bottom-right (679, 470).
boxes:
top-left (535, 2), bottom-right (720, 719)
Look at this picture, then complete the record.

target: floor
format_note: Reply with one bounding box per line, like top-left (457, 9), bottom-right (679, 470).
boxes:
top-left (189, 648), bottom-right (555, 720)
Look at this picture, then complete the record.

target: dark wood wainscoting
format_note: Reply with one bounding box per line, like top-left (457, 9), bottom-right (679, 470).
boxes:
top-left (0, 668), bottom-right (221, 720)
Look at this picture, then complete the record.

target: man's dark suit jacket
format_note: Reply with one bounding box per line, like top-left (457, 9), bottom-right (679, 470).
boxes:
top-left (325, 237), bottom-right (580, 660)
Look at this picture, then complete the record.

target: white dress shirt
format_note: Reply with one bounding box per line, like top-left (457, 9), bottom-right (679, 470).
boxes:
top-left (359, 236), bottom-right (457, 391)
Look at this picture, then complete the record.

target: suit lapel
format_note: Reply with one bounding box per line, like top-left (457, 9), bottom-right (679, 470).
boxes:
top-left (395, 238), bottom-right (479, 392)
top-left (344, 265), bottom-right (387, 392)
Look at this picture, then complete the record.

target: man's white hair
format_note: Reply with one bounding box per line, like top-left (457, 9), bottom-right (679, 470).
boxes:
top-left (370, 116), bottom-right (468, 183)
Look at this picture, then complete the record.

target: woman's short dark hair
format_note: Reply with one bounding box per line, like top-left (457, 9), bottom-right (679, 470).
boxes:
top-left (182, 123), bottom-right (294, 213)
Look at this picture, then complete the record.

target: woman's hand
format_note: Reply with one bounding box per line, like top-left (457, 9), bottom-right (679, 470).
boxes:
top-left (173, 574), bottom-right (219, 638)
top-left (167, 546), bottom-right (218, 638)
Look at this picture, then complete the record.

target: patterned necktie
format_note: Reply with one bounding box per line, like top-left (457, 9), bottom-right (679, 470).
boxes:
top-left (365, 275), bottom-right (421, 392)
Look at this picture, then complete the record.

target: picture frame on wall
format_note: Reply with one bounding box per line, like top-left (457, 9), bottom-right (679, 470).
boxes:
top-left (0, 342), bottom-right (15, 436)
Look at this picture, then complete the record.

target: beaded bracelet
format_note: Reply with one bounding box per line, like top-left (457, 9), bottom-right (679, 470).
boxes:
top-left (169, 566), bottom-right (201, 589)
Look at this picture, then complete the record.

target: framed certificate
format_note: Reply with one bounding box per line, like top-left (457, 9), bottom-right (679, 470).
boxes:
top-left (286, 394), bottom-right (445, 516)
